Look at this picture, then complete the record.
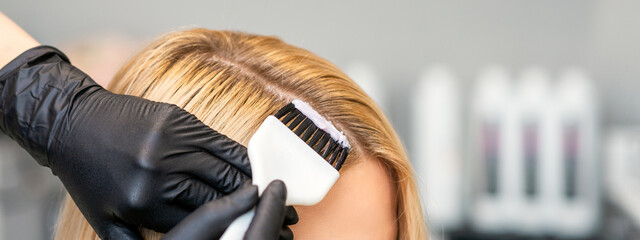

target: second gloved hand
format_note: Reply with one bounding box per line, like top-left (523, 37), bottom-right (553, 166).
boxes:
top-left (163, 180), bottom-right (298, 240)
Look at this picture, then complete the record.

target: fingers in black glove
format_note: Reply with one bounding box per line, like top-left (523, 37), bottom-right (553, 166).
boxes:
top-left (284, 206), bottom-right (299, 227)
top-left (245, 180), bottom-right (297, 240)
top-left (162, 183), bottom-right (259, 240)
top-left (280, 206), bottom-right (299, 240)
top-left (91, 220), bottom-right (143, 240)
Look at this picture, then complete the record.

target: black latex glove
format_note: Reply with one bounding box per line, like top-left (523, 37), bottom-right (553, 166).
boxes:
top-left (246, 180), bottom-right (298, 240)
top-left (0, 46), bottom-right (252, 239)
top-left (163, 180), bottom-right (298, 240)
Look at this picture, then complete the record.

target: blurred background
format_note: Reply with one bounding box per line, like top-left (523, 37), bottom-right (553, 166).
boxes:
top-left (2, 0), bottom-right (640, 239)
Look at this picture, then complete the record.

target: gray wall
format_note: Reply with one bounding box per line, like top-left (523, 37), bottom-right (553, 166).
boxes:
top-left (4, 0), bottom-right (640, 126)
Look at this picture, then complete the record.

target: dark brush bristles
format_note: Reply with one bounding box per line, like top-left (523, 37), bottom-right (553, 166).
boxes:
top-left (322, 141), bottom-right (337, 159)
top-left (288, 113), bottom-right (305, 131)
top-left (274, 102), bottom-right (350, 171)
top-left (335, 148), bottom-right (350, 170)
top-left (327, 148), bottom-right (340, 166)
top-left (307, 130), bottom-right (325, 148)
top-left (300, 123), bottom-right (317, 141)
top-left (314, 134), bottom-right (331, 153)
top-left (274, 103), bottom-right (295, 118)
top-left (294, 118), bottom-right (313, 136)
top-left (281, 109), bottom-right (299, 125)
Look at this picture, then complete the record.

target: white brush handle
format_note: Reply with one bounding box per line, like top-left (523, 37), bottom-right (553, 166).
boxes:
top-left (220, 116), bottom-right (340, 239)
top-left (219, 210), bottom-right (254, 240)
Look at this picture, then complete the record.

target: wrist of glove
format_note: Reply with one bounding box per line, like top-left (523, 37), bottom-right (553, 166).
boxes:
top-left (0, 46), bottom-right (100, 167)
top-left (0, 46), bottom-right (256, 239)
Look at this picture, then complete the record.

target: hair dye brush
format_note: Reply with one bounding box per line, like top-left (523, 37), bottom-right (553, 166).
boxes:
top-left (221, 99), bottom-right (351, 239)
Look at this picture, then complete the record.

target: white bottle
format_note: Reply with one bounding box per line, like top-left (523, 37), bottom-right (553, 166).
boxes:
top-left (470, 66), bottom-right (512, 233)
top-left (500, 69), bottom-right (522, 234)
top-left (605, 128), bottom-right (640, 227)
top-left (514, 67), bottom-right (551, 235)
top-left (539, 74), bottom-right (563, 235)
top-left (413, 65), bottom-right (462, 231)
top-left (552, 69), bottom-right (600, 238)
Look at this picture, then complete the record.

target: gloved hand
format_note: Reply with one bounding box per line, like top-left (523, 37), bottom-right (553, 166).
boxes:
top-left (163, 180), bottom-right (298, 240)
top-left (0, 46), bottom-right (252, 239)
top-left (246, 180), bottom-right (298, 240)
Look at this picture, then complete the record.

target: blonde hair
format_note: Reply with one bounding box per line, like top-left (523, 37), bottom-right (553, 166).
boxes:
top-left (55, 29), bottom-right (427, 240)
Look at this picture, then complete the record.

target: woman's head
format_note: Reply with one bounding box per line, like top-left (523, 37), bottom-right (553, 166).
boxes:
top-left (56, 29), bottom-right (426, 239)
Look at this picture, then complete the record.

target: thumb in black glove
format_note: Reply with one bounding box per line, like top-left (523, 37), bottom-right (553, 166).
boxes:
top-left (162, 180), bottom-right (298, 240)
top-left (246, 180), bottom-right (298, 240)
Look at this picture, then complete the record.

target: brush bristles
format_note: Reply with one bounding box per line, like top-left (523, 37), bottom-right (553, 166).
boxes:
top-left (274, 102), bottom-right (350, 171)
